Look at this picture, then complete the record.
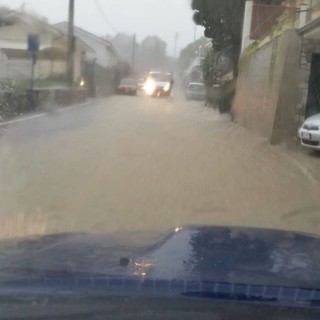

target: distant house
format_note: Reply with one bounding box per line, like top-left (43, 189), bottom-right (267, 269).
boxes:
top-left (182, 58), bottom-right (203, 87)
top-left (55, 22), bottom-right (121, 70)
top-left (0, 9), bottom-right (88, 83)
top-left (55, 22), bottom-right (122, 96)
top-left (182, 41), bottom-right (211, 87)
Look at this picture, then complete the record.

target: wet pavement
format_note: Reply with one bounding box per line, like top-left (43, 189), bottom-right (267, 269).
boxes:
top-left (0, 92), bottom-right (320, 238)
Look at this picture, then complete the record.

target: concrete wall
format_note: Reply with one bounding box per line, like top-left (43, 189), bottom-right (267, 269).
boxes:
top-left (1, 57), bottom-right (68, 81)
top-left (232, 30), bottom-right (302, 144)
top-left (271, 31), bottom-right (303, 144)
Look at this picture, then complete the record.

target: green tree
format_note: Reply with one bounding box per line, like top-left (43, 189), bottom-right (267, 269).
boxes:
top-left (191, 0), bottom-right (283, 112)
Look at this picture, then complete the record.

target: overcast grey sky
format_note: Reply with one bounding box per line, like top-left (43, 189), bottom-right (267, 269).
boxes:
top-left (1, 0), bottom-right (204, 56)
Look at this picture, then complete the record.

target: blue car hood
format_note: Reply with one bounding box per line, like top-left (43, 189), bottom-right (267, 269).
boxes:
top-left (0, 226), bottom-right (319, 289)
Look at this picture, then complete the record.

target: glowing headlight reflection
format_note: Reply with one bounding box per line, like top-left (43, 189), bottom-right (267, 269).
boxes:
top-left (164, 84), bottom-right (170, 92)
top-left (133, 260), bottom-right (153, 277)
top-left (144, 79), bottom-right (156, 96)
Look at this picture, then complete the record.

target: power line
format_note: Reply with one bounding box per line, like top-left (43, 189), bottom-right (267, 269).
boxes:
top-left (93, 0), bottom-right (117, 34)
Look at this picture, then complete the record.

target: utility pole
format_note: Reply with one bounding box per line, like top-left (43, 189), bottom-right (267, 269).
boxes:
top-left (173, 32), bottom-right (179, 58)
top-left (132, 33), bottom-right (136, 73)
top-left (27, 34), bottom-right (39, 111)
top-left (67, 0), bottom-right (75, 87)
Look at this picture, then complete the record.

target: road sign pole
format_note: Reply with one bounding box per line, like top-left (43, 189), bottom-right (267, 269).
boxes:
top-left (28, 34), bottom-right (39, 110)
top-left (67, 0), bottom-right (75, 87)
top-left (30, 52), bottom-right (36, 91)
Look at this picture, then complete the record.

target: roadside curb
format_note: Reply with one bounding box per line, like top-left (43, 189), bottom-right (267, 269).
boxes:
top-left (0, 101), bottom-right (93, 128)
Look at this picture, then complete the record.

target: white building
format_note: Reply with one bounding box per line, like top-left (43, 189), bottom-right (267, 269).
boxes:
top-left (0, 9), bottom-right (88, 82)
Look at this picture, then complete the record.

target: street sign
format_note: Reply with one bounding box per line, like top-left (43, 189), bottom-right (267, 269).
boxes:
top-left (28, 34), bottom-right (40, 52)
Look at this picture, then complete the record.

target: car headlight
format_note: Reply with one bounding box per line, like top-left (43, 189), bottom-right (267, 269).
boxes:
top-left (164, 84), bottom-right (170, 92)
top-left (144, 80), bottom-right (156, 96)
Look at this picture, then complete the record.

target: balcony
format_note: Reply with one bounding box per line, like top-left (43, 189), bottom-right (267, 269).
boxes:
top-left (298, 0), bottom-right (320, 38)
top-left (309, 0), bottom-right (320, 23)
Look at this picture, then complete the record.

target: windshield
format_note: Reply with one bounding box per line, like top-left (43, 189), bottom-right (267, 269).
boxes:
top-left (0, 0), bottom-right (320, 318)
top-left (148, 72), bottom-right (172, 82)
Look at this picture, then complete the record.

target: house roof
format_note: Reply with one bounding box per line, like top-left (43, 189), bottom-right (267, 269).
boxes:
top-left (55, 22), bottom-right (121, 68)
top-left (0, 9), bottom-right (62, 37)
top-left (0, 10), bottom-right (91, 55)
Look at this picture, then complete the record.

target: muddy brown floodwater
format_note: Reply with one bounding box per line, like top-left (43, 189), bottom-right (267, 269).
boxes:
top-left (0, 92), bottom-right (320, 239)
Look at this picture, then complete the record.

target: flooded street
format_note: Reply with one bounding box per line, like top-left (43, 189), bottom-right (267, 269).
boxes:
top-left (1, 93), bottom-right (320, 238)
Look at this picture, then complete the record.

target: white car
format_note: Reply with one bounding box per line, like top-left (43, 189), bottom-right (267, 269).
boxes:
top-left (298, 113), bottom-right (320, 151)
top-left (143, 72), bottom-right (173, 97)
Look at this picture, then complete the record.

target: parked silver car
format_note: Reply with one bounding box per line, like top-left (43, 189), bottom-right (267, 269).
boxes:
top-left (298, 113), bottom-right (320, 151)
top-left (185, 82), bottom-right (205, 101)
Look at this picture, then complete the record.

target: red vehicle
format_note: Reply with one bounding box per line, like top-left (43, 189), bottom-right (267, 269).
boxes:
top-left (117, 78), bottom-right (138, 96)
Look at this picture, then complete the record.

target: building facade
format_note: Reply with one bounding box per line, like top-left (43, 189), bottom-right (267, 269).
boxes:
top-left (0, 10), bottom-right (86, 83)
top-left (233, 0), bottom-right (320, 144)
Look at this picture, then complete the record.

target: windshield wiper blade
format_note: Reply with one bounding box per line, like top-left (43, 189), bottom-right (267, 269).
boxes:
top-left (183, 291), bottom-right (278, 303)
top-left (0, 269), bottom-right (319, 308)
top-left (182, 282), bottom-right (320, 307)
top-left (0, 271), bottom-right (320, 306)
